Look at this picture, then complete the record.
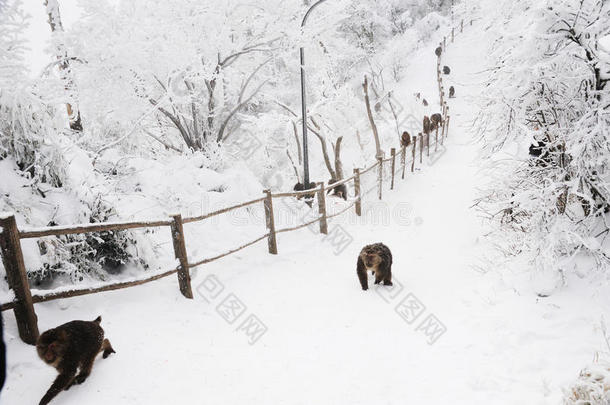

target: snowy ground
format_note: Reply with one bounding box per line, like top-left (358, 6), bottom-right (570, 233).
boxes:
top-left (3, 23), bottom-right (610, 405)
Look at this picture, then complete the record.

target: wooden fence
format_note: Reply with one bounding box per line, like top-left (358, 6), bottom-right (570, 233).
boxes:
top-left (0, 18), bottom-right (467, 345)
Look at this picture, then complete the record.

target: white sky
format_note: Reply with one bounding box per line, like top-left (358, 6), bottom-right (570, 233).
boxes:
top-left (22, 0), bottom-right (84, 76)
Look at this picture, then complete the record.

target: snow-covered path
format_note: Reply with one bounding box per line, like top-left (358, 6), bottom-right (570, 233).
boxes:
top-left (3, 23), bottom-right (609, 405)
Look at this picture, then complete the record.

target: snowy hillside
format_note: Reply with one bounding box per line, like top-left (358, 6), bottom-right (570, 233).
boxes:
top-left (1, 0), bottom-right (610, 404)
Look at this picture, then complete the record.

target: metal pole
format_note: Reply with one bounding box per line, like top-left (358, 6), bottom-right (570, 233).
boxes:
top-left (300, 0), bottom-right (328, 187)
top-left (300, 47), bottom-right (309, 185)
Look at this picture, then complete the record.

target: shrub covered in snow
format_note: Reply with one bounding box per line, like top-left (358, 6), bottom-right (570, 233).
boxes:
top-left (0, 0), bottom-right (143, 290)
top-left (564, 362), bottom-right (610, 405)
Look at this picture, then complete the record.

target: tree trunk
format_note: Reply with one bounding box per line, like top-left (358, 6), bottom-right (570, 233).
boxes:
top-left (313, 131), bottom-right (337, 180)
top-left (44, 0), bottom-right (82, 132)
top-left (363, 75), bottom-right (382, 158)
top-left (333, 136), bottom-right (344, 179)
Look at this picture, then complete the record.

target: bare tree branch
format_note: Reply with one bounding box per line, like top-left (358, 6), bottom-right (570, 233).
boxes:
top-left (217, 79), bottom-right (269, 142)
top-left (142, 129), bottom-right (183, 152)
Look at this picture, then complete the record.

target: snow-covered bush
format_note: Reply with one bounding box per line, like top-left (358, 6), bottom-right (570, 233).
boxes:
top-left (564, 362), bottom-right (610, 404)
top-left (474, 0), bottom-right (610, 280)
top-left (0, 0), bottom-right (66, 187)
top-left (0, 0), bottom-right (143, 290)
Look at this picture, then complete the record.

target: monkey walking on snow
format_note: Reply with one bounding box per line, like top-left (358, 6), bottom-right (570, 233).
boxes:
top-left (37, 316), bottom-right (115, 405)
top-left (357, 243), bottom-right (393, 290)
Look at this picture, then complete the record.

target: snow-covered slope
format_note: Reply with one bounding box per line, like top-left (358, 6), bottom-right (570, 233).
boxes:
top-left (3, 20), bottom-right (610, 405)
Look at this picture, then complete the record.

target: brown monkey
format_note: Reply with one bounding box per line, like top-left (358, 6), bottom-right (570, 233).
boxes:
top-left (443, 65), bottom-right (451, 75)
top-left (293, 181), bottom-right (317, 206)
top-left (327, 178), bottom-right (347, 200)
top-left (401, 131), bottom-right (411, 147)
top-left (37, 316), bottom-right (115, 405)
top-left (422, 98), bottom-right (428, 107)
top-left (449, 86), bottom-right (455, 98)
top-left (423, 116), bottom-right (431, 135)
top-left (435, 46), bottom-right (442, 57)
top-left (430, 113), bottom-right (443, 128)
top-left (356, 243), bottom-right (393, 290)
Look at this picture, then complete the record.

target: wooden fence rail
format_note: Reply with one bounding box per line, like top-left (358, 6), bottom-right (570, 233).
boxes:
top-left (0, 18), bottom-right (468, 345)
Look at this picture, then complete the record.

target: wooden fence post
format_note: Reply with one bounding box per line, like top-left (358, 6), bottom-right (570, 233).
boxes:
top-left (263, 190), bottom-right (278, 254)
top-left (377, 157), bottom-right (383, 200)
top-left (390, 148), bottom-right (396, 190)
top-left (427, 133), bottom-right (431, 157)
top-left (443, 36), bottom-right (446, 50)
top-left (317, 183), bottom-right (328, 235)
top-left (442, 107), bottom-right (450, 144)
top-left (353, 168), bottom-right (362, 216)
top-left (400, 145), bottom-right (407, 179)
top-left (452, 27), bottom-right (455, 42)
top-left (0, 214), bottom-right (39, 344)
top-left (419, 134), bottom-right (423, 163)
top-left (435, 126), bottom-right (439, 151)
top-left (411, 136), bottom-right (416, 172)
top-left (461, 19), bottom-right (464, 32)
top-left (170, 214), bottom-right (193, 299)
top-left (445, 115), bottom-right (451, 139)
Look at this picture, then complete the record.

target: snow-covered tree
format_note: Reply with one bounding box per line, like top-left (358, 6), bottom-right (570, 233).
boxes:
top-left (474, 0), bottom-right (610, 280)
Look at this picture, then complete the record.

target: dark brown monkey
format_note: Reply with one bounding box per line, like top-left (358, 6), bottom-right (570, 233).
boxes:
top-left (449, 86), bottom-right (455, 98)
top-left (423, 116), bottom-right (431, 135)
top-left (401, 131), bottom-right (411, 147)
top-left (356, 243), bottom-right (393, 291)
top-left (443, 65), bottom-right (451, 75)
top-left (293, 181), bottom-right (317, 206)
top-left (37, 316), bottom-right (115, 405)
top-left (422, 98), bottom-right (428, 107)
top-left (327, 178), bottom-right (347, 200)
top-left (430, 113), bottom-right (443, 128)
top-left (293, 181), bottom-right (317, 193)
top-left (435, 46), bottom-right (442, 57)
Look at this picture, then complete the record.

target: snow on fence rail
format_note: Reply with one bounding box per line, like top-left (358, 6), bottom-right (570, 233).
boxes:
top-left (0, 18), bottom-right (468, 345)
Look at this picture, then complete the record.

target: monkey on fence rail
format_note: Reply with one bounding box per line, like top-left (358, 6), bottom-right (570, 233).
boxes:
top-left (449, 86), bottom-right (455, 98)
top-left (37, 316), bottom-right (115, 405)
top-left (401, 131), bottom-right (411, 148)
top-left (356, 243), bottom-right (393, 290)
top-left (430, 113), bottom-right (443, 130)
top-left (423, 116), bottom-right (431, 135)
top-left (327, 178), bottom-right (347, 200)
top-left (435, 46), bottom-right (442, 57)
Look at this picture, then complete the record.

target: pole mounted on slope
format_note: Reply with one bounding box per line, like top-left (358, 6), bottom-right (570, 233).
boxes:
top-left (300, 0), bottom-right (329, 188)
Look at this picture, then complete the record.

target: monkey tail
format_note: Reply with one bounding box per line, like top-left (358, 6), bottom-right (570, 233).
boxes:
top-left (93, 316), bottom-right (102, 324)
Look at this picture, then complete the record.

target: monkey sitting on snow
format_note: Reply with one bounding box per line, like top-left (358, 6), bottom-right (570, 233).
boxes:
top-left (357, 243), bottom-right (393, 290)
top-left (37, 316), bottom-right (115, 405)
